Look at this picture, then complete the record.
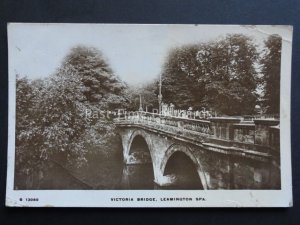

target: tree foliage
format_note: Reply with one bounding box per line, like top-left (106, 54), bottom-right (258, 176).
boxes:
top-left (125, 81), bottom-right (159, 112)
top-left (260, 34), bottom-right (282, 114)
top-left (62, 46), bottom-right (128, 109)
top-left (15, 46), bottom-right (127, 188)
top-left (15, 77), bottom-right (44, 179)
top-left (161, 34), bottom-right (259, 115)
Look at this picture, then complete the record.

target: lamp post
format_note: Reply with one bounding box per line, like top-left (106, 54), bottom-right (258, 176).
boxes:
top-left (139, 94), bottom-right (143, 112)
top-left (158, 74), bottom-right (163, 115)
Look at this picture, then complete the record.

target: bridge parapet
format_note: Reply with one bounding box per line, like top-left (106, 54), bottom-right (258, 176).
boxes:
top-left (115, 112), bottom-right (280, 153)
top-left (209, 117), bottom-right (241, 140)
top-left (115, 111), bottom-right (212, 136)
top-left (254, 119), bottom-right (280, 146)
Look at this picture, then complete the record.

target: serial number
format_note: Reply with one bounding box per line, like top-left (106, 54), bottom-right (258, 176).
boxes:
top-left (21, 198), bottom-right (39, 202)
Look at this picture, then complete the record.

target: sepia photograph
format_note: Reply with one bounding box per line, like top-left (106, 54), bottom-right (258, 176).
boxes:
top-left (6, 24), bottom-right (293, 207)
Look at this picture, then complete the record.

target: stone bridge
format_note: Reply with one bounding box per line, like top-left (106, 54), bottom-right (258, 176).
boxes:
top-left (115, 112), bottom-right (280, 189)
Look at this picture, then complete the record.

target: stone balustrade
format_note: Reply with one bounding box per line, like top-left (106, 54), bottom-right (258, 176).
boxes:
top-left (115, 111), bottom-right (280, 150)
top-left (116, 111), bottom-right (212, 135)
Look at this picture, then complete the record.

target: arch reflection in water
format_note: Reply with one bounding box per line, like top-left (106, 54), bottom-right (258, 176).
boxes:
top-left (127, 135), bottom-right (153, 164)
top-left (121, 164), bottom-right (155, 189)
top-left (121, 135), bottom-right (155, 189)
top-left (162, 151), bottom-right (204, 189)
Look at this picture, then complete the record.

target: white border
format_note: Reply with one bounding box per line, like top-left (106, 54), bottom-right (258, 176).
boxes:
top-left (6, 24), bottom-right (293, 207)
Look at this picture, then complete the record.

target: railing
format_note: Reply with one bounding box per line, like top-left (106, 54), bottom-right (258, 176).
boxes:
top-left (115, 111), bottom-right (280, 150)
top-left (115, 111), bottom-right (212, 135)
top-left (242, 114), bottom-right (279, 121)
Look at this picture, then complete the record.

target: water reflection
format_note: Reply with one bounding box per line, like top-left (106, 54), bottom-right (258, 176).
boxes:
top-left (163, 151), bottom-right (204, 189)
top-left (118, 162), bottom-right (203, 190)
top-left (120, 164), bottom-right (154, 189)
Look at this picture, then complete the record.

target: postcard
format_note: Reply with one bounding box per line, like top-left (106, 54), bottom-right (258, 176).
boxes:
top-left (6, 23), bottom-right (293, 207)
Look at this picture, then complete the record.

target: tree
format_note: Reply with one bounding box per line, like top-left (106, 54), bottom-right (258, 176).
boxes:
top-left (161, 46), bottom-right (206, 109)
top-left (61, 46), bottom-right (128, 109)
top-left (260, 34), bottom-right (282, 114)
top-left (33, 46), bottom-right (128, 166)
top-left (160, 34), bottom-right (259, 115)
top-left (34, 65), bottom-right (89, 166)
top-left (203, 34), bottom-right (259, 115)
top-left (15, 46), bottom-right (128, 189)
top-left (15, 76), bottom-right (44, 188)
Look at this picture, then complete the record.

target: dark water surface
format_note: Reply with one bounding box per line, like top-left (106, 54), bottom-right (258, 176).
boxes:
top-left (15, 147), bottom-right (204, 190)
top-left (119, 164), bottom-right (155, 189)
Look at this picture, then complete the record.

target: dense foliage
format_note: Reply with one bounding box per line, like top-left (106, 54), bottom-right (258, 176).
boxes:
top-left (161, 34), bottom-right (259, 115)
top-left (125, 81), bottom-right (159, 112)
top-left (260, 35), bottom-right (282, 114)
top-left (15, 46), bottom-right (127, 189)
top-left (62, 46), bottom-right (128, 108)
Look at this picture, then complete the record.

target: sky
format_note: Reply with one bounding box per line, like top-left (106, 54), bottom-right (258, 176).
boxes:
top-left (8, 24), bottom-right (291, 85)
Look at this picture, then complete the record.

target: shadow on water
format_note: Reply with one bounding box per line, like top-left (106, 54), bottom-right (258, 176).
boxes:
top-left (118, 164), bottom-right (155, 189)
top-left (15, 133), bottom-right (204, 190)
top-left (161, 151), bottom-right (204, 190)
top-left (116, 151), bottom-right (204, 190)
top-left (116, 134), bottom-right (156, 189)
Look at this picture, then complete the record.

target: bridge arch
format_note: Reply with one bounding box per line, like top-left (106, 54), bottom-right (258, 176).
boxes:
top-left (126, 129), bottom-right (155, 164)
top-left (160, 143), bottom-right (209, 189)
top-left (123, 129), bottom-right (156, 189)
